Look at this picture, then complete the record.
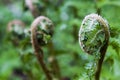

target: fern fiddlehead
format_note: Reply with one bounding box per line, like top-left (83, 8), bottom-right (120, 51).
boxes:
top-left (79, 14), bottom-right (110, 80)
top-left (31, 16), bottom-right (54, 80)
top-left (7, 20), bottom-right (25, 45)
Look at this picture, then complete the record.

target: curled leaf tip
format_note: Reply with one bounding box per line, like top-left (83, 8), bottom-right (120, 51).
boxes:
top-left (31, 16), bottom-right (54, 46)
top-left (79, 13), bottom-right (110, 54)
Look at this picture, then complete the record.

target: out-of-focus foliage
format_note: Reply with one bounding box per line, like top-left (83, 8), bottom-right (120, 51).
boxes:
top-left (0, 0), bottom-right (120, 80)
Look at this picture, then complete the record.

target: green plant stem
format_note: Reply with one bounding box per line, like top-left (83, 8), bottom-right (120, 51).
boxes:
top-left (48, 41), bottom-right (61, 79)
top-left (94, 15), bottom-right (110, 80)
top-left (25, 0), bottom-right (40, 18)
top-left (95, 42), bottom-right (108, 80)
top-left (94, 0), bottom-right (101, 15)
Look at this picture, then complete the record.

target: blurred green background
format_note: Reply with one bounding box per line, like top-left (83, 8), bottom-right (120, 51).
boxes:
top-left (0, 0), bottom-right (120, 80)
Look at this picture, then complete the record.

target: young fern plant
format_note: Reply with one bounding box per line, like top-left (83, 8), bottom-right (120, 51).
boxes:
top-left (30, 16), bottom-right (54, 80)
top-left (79, 14), bottom-right (110, 80)
top-left (7, 20), bottom-right (25, 46)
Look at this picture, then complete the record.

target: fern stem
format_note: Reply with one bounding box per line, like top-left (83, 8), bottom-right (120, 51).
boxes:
top-left (31, 16), bottom-right (53, 80)
top-left (79, 14), bottom-right (110, 80)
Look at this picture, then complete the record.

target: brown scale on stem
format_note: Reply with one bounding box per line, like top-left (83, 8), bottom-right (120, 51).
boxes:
top-left (31, 16), bottom-right (54, 80)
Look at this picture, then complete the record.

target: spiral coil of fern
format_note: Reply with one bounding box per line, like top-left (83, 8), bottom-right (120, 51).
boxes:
top-left (79, 14), bottom-right (110, 80)
top-left (7, 20), bottom-right (25, 46)
top-left (31, 16), bottom-right (54, 80)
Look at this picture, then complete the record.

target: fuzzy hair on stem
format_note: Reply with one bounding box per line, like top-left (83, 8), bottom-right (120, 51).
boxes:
top-left (31, 16), bottom-right (54, 80)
